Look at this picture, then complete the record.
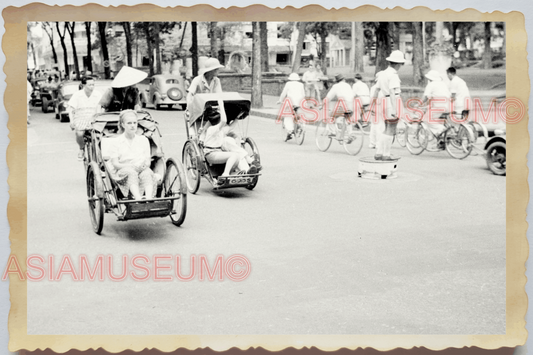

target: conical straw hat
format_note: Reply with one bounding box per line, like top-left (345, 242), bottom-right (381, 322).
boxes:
top-left (111, 66), bottom-right (148, 88)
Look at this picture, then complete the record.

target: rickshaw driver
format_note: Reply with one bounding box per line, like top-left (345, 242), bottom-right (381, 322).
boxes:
top-left (67, 76), bottom-right (103, 160)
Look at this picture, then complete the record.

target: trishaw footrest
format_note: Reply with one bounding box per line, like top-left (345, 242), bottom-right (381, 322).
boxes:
top-left (124, 200), bottom-right (172, 220)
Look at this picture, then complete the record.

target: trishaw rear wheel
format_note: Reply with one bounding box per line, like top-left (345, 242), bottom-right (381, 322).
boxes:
top-left (243, 138), bottom-right (260, 190)
top-left (295, 123), bottom-right (305, 145)
top-left (164, 158), bottom-right (187, 226)
top-left (86, 162), bottom-right (104, 234)
top-left (182, 141), bottom-right (201, 194)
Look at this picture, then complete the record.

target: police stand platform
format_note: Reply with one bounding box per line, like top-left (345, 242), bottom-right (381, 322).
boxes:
top-left (358, 156), bottom-right (401, 180)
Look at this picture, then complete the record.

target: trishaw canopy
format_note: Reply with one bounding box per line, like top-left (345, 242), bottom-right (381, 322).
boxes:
top-left (188, 92), bottom-right (251, 125)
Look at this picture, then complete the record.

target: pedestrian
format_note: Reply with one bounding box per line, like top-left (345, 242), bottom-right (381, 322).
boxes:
top-left (421, 70), bottom-right (451, 148)
top-left (446, 67), bottom-right (471, 120)
top-left (352, 72), bottom-right (371, 121)
top-left (67, 76), bottom-right (103, 160)
top-left (367, 71), bottom-right (383, 149)
top-left (324, 73), bottom-right (355, 139)
top-left (302, 63), bottom-right (319, 106)
top-left (276, 73), bottom-right (306, 141)
top-left (99, 66), bottom-right (147, 112)
top-left (373, 50), bottom-right (405, 161)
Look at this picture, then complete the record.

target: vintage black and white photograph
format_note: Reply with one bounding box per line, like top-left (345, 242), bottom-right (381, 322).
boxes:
top-left (20, 12), bottom-right (517, 347)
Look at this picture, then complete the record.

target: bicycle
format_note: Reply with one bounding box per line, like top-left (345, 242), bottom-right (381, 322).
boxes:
top-left (281, 106), bottom-right (305, 145)
top-left (405, 112), bottom-right (474, 159)
top-left (315, 111), bottom-right (364, 156)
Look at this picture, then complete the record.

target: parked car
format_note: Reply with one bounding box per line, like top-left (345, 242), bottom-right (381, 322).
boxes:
top-left (40, 74), bottom-right (61, 113)
top-left (30, 78), bottom-right (47, 107)
top-left (140, 74), bottom-right (188, 110)
top-left (55, 81), bottom-right (81, 122)
top-left (485, 129), bottom-right (506, 176)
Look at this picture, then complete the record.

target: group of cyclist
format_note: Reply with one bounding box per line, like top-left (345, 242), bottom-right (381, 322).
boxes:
top-left (277, 50), bottom-right (471, 161)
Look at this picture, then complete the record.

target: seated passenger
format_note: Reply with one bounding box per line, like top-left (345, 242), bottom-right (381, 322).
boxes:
top-left (109, 110), bottom-right (158, 200)
top-left (201, 106), bottom-right (257, 178)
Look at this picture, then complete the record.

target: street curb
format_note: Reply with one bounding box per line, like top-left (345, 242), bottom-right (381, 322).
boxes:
top-left (250, 110), bottom-right (279, 120)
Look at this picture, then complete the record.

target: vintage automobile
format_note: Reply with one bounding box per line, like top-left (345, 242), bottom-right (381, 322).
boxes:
top-left (54, 81), bottom-right (81, 122)
top-left (30, 77), bottom-right (47, 107)
top-left (40, 72), bottom-right (61, 113)
top-left (485, 129), bottom-right (506, 176)
top-left (140, 74), bottom-right (188, 110)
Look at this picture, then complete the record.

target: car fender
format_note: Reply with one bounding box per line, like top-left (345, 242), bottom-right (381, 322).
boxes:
top-left (484, 136), bottom-right (506, 150)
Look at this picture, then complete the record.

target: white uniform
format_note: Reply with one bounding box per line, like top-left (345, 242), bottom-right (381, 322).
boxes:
top-left (375, 66), bottom-right (402, 157)
top-left (423, 80), bottom-right (451, 135)
top-left (278, 81), bottom-right (306, 132)
top-left (325, 81), bottom-right (356, 135)
top-left (449, 76), bottom-right (471, 113)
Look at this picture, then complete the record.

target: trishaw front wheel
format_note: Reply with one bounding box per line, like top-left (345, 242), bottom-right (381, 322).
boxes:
top-left (182, 141), bottom-right (201, 194)
top-left (164, 158), bottom-right (187, 226)
top-left (86, 162), bottom-right (104, 234)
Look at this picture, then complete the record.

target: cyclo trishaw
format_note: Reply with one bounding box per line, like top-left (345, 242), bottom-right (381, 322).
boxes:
top-left (83, 110), bottom-right (187, 234)
top-left (181, 93), bottom-right (261, 193)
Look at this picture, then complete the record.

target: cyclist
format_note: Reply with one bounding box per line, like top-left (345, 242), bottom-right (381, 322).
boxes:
top-left (446, 67), bottom-right (471, 120)
top-left (421, 70), bottom-right (451, 149)
top-left (277, 73), bottom-right (306, 141)
top-left (324, 74), bottom-right (355, 139)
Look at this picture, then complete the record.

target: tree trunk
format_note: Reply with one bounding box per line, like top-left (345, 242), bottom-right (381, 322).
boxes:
top-left (353, 22), bottom-right (364, 73)
top-left (56, 22), bottom-right (71, 78)
top-left (435, 22), bottom-right (444, 45)
top-left (392, 22), bottom-right (400, 50)
top-left (66, 22), bottom-right (81, 80)
top-left (451, 22), bottom-right (459, 52)
top-left (30, 43), bottom-right (37, 69)
top-left (43, 23), bottom-right (59, 65)
top-left (209, 22), bottom-right (218, 58)
top-left (251, 22), bottom-right (263, 108)
top-left (154, 22), bottom-right (162, 74)
top-left (97, 22), bottom-right (111, 79)
top-left (122, 22), bottom-right (133, 67)
top-left (319, 23), bottom-right (328, 75)
top-left (84, 22), bottom-right (92, 72)
top-left (143, 23), bottom-right (154, 76)
top-left (483, 22), bottom-right (492, 69)
top-left (191, 22), bottom-right (198, 77)
top-left (412, 22), bottom-right (425, 86)
top-left (291, 22), bottom-right (306, 72)
top-left (375, 22), bottom-right (391, 74)
top-left (260, 22), bottom-right (269, 72)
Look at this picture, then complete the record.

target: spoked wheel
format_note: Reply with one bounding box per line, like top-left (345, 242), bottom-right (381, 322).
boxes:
top-left (86, 162), bottom-right (104, 234)
top-left (445, 124), bottom-right (473, 159)
top-left (485, 141), bottom-right (506, 176)
top-left (242, 137), bottom-right (260, 190)
top-left (315, 121), bottom-right (332, 152)
top-left (295, 122), bottom-right (305, 145)
top-left (342, 121), bottom-right (364, 156)
top-left (405, 122), bottom-right (428, 155)
top-left (182, 141), bottom-right (201, 194)
top-left (163, 158), bottom-right (187, 226)
top-left (395, 123), bottom-right (407, 147)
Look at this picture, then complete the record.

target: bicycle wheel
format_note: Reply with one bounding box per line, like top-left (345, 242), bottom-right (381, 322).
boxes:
top-left (405, 122), bottom-right (427, 155)
top-left (295, 122), bottom-right (305, 145)
top-left (396, 123), bottom-right (407, 147)
top-left (182, 141), bottom-right (201, 194)
top-left (445, 124), bottom-right (473, 159)
top-left (315, 121), bottom-right (332, 152)
top-left (164, 158), bottom-right (187, 226)
top-left (343, 121), bottom-right (364, 155)
top-left (86, 162), bottom-right (104, 234)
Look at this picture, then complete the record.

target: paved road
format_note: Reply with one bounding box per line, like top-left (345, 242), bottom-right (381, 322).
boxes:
top-left (26, 103), bottom-right (505, 335)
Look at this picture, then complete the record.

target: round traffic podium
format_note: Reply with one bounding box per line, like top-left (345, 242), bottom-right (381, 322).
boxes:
top-left (357, 156), bottom-right (400, 180)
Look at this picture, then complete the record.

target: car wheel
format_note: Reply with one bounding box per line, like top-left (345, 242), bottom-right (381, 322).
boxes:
top-left (486, 141), bottom-right (506, 176)
top-left (42, 97), bottom-right (49, 113)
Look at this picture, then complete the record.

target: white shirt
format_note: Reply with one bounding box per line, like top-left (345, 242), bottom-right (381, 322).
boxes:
top-left (186, 74), bottom-right (222, 106)
top-left (302, 70), bottom-right (318, 84)
top-left (279, 81), bottom-right (306, 108)
top-left (109, 134), bottom-right (150, 166)
top-left (423, 80), bottom-right (451, 117)
top-left (449, 76), bottom-right (471, 112)
top-left (325, 81), bottom-right (355, 112)
top-left (376, 66), bottom-right (401, 99)
top-left (352, 80), bottom-right (370, 105)
top-left (67, 89), bottom-right (103, 121)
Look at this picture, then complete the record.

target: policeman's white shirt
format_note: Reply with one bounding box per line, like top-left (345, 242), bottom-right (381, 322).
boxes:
top-left (376, 66), bottom-right (401, 99)
top-left (325, 81), bottom-right (355, 112)
top-left (279, 81), bottom-right (306, 108)
top-left (449, 75), bottom-right (471, 112)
